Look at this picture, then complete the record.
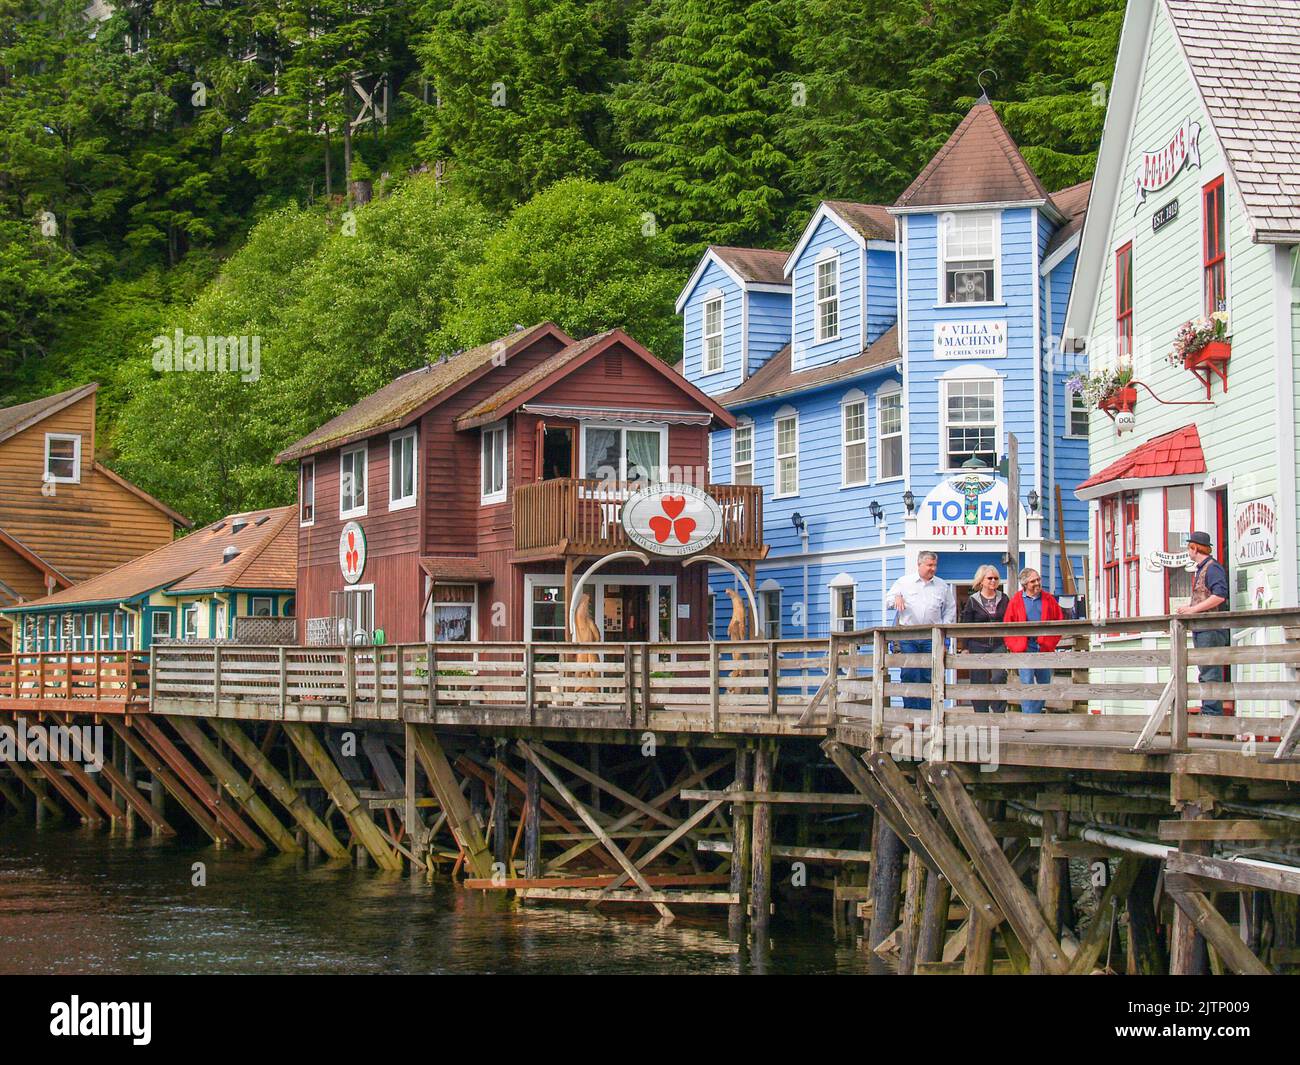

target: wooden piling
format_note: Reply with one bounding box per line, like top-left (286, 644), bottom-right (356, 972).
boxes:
top-left (916, 870), bottom-right (952, 967)
top-left (524, 758), bottom-right (541, 881)
top-left (868, 814), bottom-right (905, 949)
top-left (727, 747), bottom-right (753, 941)
top-left (750, 742), bottom-right (773, 940)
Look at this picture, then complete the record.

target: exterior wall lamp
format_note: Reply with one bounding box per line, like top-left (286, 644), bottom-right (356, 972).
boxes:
top-left (1026, 489), bottom-right (1039, 513)
top-left (868, 500), bottom-right (883, 524)
top-left (902, 490), bottom-right (915, 515)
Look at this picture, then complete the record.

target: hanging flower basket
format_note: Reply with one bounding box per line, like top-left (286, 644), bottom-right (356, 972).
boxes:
top-left (1097, 386), bottom-right (1137, 414)
top-left (1169, 313), bottom-right (1231, 396)
top-left (1067, 366), bottom-right (1136, 419)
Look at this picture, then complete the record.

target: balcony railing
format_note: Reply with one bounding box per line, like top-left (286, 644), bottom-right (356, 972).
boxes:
top-left (513, 479), bottom-right (765, 560)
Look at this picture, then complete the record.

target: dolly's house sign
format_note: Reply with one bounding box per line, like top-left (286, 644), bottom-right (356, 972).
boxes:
top-left (1234, 496), bottom-right (1277, 565)
top-left (622, 483), bottom-right (723, 557)
top-left (339, 521), bottom-right (367, 583)
top-left (934, 320), bottom-right (1006, 360)
top-left (1145, 550), bottom-right (1193, 573)
top-left (1133, 118), bottom-right (1201, 210)
top-left (918, 474), bottom-right (1026, 541)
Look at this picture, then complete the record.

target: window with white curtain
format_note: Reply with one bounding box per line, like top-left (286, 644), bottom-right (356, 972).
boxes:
top-left (732, 422), bottom-right (753, 485)
top-left (582, 425), bottom-right (665, 484)
top-left (481, 423), bottom-right (506, 503)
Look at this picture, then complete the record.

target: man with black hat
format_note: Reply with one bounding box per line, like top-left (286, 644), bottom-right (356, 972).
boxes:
top-left (1177, 530), bottom-right (1230, 715)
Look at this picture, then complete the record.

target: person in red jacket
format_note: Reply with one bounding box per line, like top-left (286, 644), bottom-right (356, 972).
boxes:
top-left (1002, 569), bottom-right (1064, 713)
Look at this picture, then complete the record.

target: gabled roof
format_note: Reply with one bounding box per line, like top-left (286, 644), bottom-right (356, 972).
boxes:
top-left (675, 246), bottom-right (791, 313)
top-left (0, 383), bottom-right (97, 447)
top-left (1076, 424), bottom-right (1205, 497)
top-left (894, 103), bottom-right (1054, 211)
top-left (1044, 180), bottom-right (1092, 262)
top-left (1165, 0), bottom-right (1300, 242)
top-left (0, 526), bottom-right (73, 589)
top-left (783, 201), bottom-right (895, 278)
top-left (455, 329), bottom-right (737, 431)
top-left (93, 462), bottom-right (192, 528)
top-left (275, 323), bottom-right (572, 463)
top-left (5, 506), bottom-right (297, 611)
top-left (713, 325), bottom-right (900, 408)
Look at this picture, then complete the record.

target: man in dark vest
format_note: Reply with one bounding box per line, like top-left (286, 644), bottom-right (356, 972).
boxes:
top-left (1176, 530), bottom-right (1230, 716)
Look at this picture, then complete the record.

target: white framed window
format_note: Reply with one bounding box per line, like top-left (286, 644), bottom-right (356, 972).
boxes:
top-left (732, 421), bottom-right (754, 485)
top-left (702, 294), bottom-right (724, 373)
top-left (389, 429), bottom-right (417, 510)
top-left (182, 603), bottom-right (200, 641)
top-left (815, 255), bottom-right (840, 341)
top-left (480, 423), bottom-right (507, 503)
top-left (941, 376), bottom-right (999, 470)
top-left (877, 388), bottom-right (903, 480)
top-left (73, 613), bottom-right (83, 650)
top-left (300, 458), bottom-right (315, 525)
top-left (940, 211), bottom-right (999, 304)
top-left (152, 611), bottom-right (173, 639)
top-left (581, 423), bottom-right (666, 484)
top-left (760, 587), bottom-right (782, 639)
top-left (841, 391), bottom-right (867, 487)
top-left (44, 433), bottom-right (81, 484)
top-left (342, 584), bottom-right (374, 641)
top-left (339, 444), bottom-right (367, 517)
top-left (1065, 387), bottom-right (1089, 438)
top-left (831, 576), bottom-right (857, 633)
top-left (250, 596), bottom-right (273, 617)
top-left (431, 583), bottom-right (476, 642)
top-left (774, 410), bottom-right (799, 497)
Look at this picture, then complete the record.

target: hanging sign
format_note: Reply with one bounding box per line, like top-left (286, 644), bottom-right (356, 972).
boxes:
top-left (339, 521), bottom-right (367, 584)
top-left (1151, 198), bottom-right (1179, 233)
top-left (622, 483), bottom-right (723, 557)
top-left (934, 320), bottom-right (1007, 360)
top-left (917, 474), bottom-right (1026, 541)
top-left (1234, 496), bottom-right (1277, 565)
top-left (1133, 118), bottom-right (1201, 210)
top-left (1145, 550), bottom-right (1194, 572)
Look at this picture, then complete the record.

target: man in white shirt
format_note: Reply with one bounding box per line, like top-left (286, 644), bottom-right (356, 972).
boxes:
top-left (887, 551), bottom-right (956, 710)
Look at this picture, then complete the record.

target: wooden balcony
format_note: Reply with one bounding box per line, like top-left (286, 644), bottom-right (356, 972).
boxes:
top-left (513, 479), bottom-right (765, 561)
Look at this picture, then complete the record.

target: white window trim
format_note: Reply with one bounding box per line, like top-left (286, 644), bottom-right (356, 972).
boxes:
top-left (701, 291), bottom-right (725, 375)
top-left (299, 458), bottom-right (316, 526)
top-left (182, 603), bottom-right (200, 641)
top-left (1064, 385), bottom-right (1089, 440)
top-left (759, 587), bottom-right (782, 639)
top-left (876, 386), bottom-right (904, 483)
top-left (938, 367), bottom-right (1003, 473)
top-left (938, 209), bottom-right (1002, 306)
top-left (44, 432), bottom-right (81, 484)
top-left (814, 251), bottom-right (841, 343)
top-left (342, 583), bottom-right (375, 641)
top-left (578, 421), bottom-right (668, 483)
top-left (522, 573), bottom-right (677, 642)
top-left (250, 596), bottom-right (274, 617)
top-left (152, 611), bottom-right (173, 638)
top-left (427, 580), bottom-right (479, 642)
top-left (388, 428), bottom-right (418, 511)
top-left (732, 420), bottom-right (754, 485)
top-left (339, 444), bottom-right (368, 519)
top-left (840, 389), bottom-right (868, 488)
top-left (480, 422), bottom-right (508, 504)
top-left (773, 409), bottom-right (799, 499)
top-left (830, 574), bottom-right (857, 633)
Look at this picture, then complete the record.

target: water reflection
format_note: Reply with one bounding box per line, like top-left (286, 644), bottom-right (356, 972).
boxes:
top-left (0, 823), bottom-right (877, 974)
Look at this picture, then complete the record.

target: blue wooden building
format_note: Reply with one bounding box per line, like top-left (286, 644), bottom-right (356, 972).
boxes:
top-left (678, 103), bottom-right (1093, 638)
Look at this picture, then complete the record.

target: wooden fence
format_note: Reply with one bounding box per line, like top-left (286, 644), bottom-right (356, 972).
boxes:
top-left (0, 651), bottom-right (149, 713)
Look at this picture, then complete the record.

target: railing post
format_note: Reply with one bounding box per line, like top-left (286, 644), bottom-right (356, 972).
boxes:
top-left (767, 640), bottom-right (779, 718)
top-left (426, 642), bottom-right (437, 724)
top-left (826, 633), bottom-right (840, 725)
top-left (38, 652), bottom-right (45, 704)
top-left (344, 644), bottom-right (356, 716)
top-left (640, 643), bottom-right (652, 727)
top-left (212, 644), bottom-right (221, 712)
top-left (142, 649), bottom-right (151, 709)
top-left (95, 649), bottom-right (102, 702)
top-left (871, 629), bottom-right (886, 747)
top-left (709, 641), bottom-right (721, 732)
top-left (278, 646), bottom-right (288, 718)
top-left (525, 643), bottom-right (536, 725)
top-left (395, 645), bottom-right (405, 719)
top-left (929, 625), bottom-right (945, 739)
top-left (623, 644), bottom-right (635, 727)
top-left (1170, 618), bottom-right (1189, 751)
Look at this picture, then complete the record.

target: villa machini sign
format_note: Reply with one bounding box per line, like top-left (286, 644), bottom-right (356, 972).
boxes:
top-left (917, 474), bottom-right (1026, 542)
top-left (934, 320), bottom-right (1006, 360)
top-left (622, 483), bottom-right (723, 557)
top-left (1133, 117), bottom-right (1201, 210)
top-left (339, 521), bottom-right (367, 583)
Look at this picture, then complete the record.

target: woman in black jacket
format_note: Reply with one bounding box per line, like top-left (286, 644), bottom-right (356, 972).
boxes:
top-left (960, 566), bottom-right (1009, 712)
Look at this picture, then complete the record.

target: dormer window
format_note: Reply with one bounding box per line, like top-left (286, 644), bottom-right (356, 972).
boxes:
top-left (815, 255), bottom-right (840, 341)
top-left (702, 295), bottom-right (724, 373)
top-left (44, 433), bottom-right (81, 484)
top-left (941, 212), bottom-right (998, 303)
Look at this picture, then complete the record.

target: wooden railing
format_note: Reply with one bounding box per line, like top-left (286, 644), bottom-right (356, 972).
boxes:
top-left (513, 479), bottom-right (765, 559)
top-left (0, 651), bottom-right (150, 713)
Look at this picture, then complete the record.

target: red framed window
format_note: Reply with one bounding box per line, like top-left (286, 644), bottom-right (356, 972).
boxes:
top-left (1203, 177), bottom-right (1226, 314)
top-left (1100, 497), bottom-right (1121, 618)
top-left (1115, 242), bottom-right (1133, 359)
top-left (1122, 491), bottom-right (1141, 616)
top-left (1164, 485), bottom-right (1195, 612)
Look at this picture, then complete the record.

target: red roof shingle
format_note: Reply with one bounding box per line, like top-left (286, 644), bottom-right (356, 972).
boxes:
top-left (1078, 424), bottom-right (1206, 492)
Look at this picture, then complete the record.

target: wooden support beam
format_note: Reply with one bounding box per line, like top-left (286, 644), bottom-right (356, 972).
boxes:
top-left (1067, 856), bottom-right (1142, 974)
top-left (210, 719), bottom-right (348, 860)
top-left (529, 740), bottom-right (681, 830)
top-left (12, 713), bottom-right (122, 824)
top-left (168, 717), bottom-right (301, 855)
top-left (750, 742), bottom-right (773, 938)
top-left (1158, 819), bottom-right (1300, 841)
top-left (284, 723), bottom-right (402, 871)
top-left (524, 758), bottom-right (541, 880)
top-left (680, 789), bottom-right (870, 805)
top-left (492, 739), bottom-right (509, 865)
top-left (517, 740), bottom-right (674, 921)
top-left (105, 718), bottom-right (230, 846)
top-left (898, 852), bottom-right (926, 974)
top-left (1165, 886), bottom-right (1271, 975)
top-left (1166, 849), bottom-right (1300, 895)
top-left (923, 763), bottom-right (1068, 975)
top-left (408, 725), bottom-right (494, 879)
top-left (728, 748), bottom-right (752, 941)
top-left (0, 775), bottom-right (27, 815)
top-left (4, 760), bottom-right (63, 820)
top-left (916, 867), bottom-right (952, 968)
top-left (869, 805), bottom-right (905, 950)
top-left (8, 716), bottom-right (102, 824)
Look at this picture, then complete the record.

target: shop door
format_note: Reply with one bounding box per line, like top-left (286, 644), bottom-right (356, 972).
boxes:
top-left (603, 584), bottom-right (650, 642)
top-left (542, 426), bottom-right (574, 480)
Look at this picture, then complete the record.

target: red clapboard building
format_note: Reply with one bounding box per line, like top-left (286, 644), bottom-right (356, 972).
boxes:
top-left (276, 323), bottom-right (766, 646)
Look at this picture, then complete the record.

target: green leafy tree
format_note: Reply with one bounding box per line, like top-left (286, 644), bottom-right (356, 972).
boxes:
top-left (0, 217), bottom-right (90, 375)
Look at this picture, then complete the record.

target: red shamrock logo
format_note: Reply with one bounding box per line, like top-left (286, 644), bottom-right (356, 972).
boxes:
top-left (647, 495), bottom-right (696, 545)
top-left (345, 531), bottom-right (360, 573)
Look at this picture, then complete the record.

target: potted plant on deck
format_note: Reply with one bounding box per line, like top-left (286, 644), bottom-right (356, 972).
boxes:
top-left (1168, 311), bottom-right (1230, 396)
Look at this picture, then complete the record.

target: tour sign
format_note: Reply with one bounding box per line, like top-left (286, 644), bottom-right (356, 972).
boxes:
top-left (339, 521), bottom-right (367, 584)
top-left (621, 483), bottom-right (723, 557)
top-left (917, 474), bottom-right (1027, 541)
top-left (1234, 496), bottom-right (1277, 565)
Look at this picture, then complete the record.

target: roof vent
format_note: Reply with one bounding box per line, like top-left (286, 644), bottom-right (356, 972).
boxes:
top-left (223, 546), bottom-right (240, 563)
top-left (211, 521), bottom-right (227, 533)
top-left (255, 515), bottom-right (270, 526)
top-left (231, 517), bottom-right (249, 534)
top-left (605, 350), bottom-right (623, 377)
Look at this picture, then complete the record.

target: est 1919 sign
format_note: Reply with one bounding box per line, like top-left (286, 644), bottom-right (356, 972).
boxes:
top-left (1152, 198), bottom-right (1179, 233)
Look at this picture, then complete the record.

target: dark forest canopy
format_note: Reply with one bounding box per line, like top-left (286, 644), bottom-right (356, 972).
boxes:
top-left (0, 0), bottom-right (1122, 523)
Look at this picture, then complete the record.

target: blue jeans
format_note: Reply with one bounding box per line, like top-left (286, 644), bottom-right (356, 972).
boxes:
top-left (1018, 666), bottom-right (1052, 714)
top-left (899, 639), bottom-right (932, 711)
top-left (1193, 627), bottom-right (1230, 715)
